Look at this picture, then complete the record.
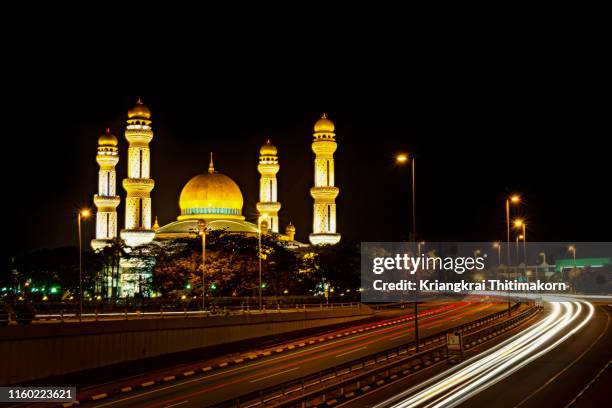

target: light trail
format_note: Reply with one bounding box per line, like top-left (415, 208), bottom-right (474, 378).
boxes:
top-left (375, 301), bottom-right (594, 408)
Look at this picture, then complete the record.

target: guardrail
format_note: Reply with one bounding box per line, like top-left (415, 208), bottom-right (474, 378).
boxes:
top-left (212, 303), bottom-right (538, 407)
top-left (462, 306), bottom-right (540, 350)
top-left (29, 303), bottom-right (362, 323)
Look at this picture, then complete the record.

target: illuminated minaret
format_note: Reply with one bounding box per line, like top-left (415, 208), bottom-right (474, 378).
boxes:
top-left (309, 113), bottom-right (341, 245)
top-left (120, 98), bottom-right (155, 247)
top-left (285, 222), bottom-right (296, 241)
top-left (256, 140), bottom-right (281, 233)
top-left (91, 129), bottom-right (121, 250)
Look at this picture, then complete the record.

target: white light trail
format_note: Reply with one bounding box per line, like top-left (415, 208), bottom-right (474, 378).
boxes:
top-left (375, 301), bottom-right (594, 408)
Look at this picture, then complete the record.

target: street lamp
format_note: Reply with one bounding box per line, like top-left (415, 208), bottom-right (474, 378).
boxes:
top-left (568, 245), bottom-right (577, 293)
top-left (492, 242), bottom-right (501, 266)
top-left (396, 153), bottom-right (416, 241)
top-left (257, 218), bottom-right (265, 311)
top-left (505, 195), bottom-right (520, 316)
top-left (77, 209), bottom-right (91, 320)
top-left (414, 240), bottom-right (425, 352)
top-left (198, 219), bottom-right (207, 311)
top-left (397, 153), bottom-right (419, 350)
top-left (568, 245), bottom-right (576, 267)
top-left (514, 219), bottom-right (527, 265)
top-left (516, 234), bottom-right (524, 264)
top-left (505, 195), bottom-right (520, 266)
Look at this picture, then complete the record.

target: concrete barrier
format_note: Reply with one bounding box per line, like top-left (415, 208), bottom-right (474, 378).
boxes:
top-left (0, 305), bottom-right (372, 385)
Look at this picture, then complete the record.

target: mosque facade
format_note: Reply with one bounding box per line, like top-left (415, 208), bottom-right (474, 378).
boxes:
top-left (91, 100), bottom-right (341, 296)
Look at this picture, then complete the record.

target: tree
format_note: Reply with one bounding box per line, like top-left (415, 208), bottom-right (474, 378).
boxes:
top-left (151, 231), bottom-right (314, 299)
top-left (97, 238), bottom-right (127, 299)
top-left (298, 243), bottom-right (361, 292)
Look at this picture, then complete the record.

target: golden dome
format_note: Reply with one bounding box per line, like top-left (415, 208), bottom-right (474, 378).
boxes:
top-left (128, 98), bottom-right (151, 119)
top-left (98, 128), bottom-right (118, 146)
top-left (178, 169), bottom-right (244, 220)
top-left (314, 113), bottom-right (335, 133)
top-left (260, 139), bottom-right (277, 156)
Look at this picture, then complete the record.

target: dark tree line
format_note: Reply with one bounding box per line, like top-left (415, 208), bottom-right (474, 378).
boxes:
top-left (2, 232), bottom-right (362, 301)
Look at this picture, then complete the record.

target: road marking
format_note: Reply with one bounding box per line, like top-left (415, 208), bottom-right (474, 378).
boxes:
top-left (249, 367), bottom-right (300, 383)
top-left (335, 346), bottom-right (367, 358)
top-left (515, 305), bottom-right (610, 408)
top-left (163, 401), bottom-right (189, 408)
top-left (565, 357), bottom-right (612, 408)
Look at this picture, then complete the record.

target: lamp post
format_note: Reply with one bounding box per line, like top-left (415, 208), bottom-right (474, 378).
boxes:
top-left (568, 245), bottom-right (576, 293)
top-left (77, 209), bottom-right (91, 320)
top-left (396, 153), bottom-right (416, 241)
top-left (537, 252), bottom-right (547, 301)
top-left (569, 245), bottom-right (576, 266)
top-left (396, 153), bottom-right (419, 351)
top-left (492, 242), bottom-right (501, 266)
top-left (514, 219), bottom-right (527, 265)
top-left (516, 234), bottom-right (524, 265)
top-left (506, 195), bottom-right (520, 265)
top-left (505, 195), bottom-right (519, 315)
top-left (520, 223), bottom-right (527, 266)
top-left (258, 219), bottom-right (263, 311)
top-left (198, 220), bottom-right (207, 311)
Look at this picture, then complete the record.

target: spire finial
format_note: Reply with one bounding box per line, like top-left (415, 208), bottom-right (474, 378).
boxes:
top-left (136, 97), bottom-right (143, 105)
top-left (321, 112), bottom-right (327, 119)
top-left (208, 152), bottom-right (215, 174)
top-left (106, 128), bottom-right (111, 134)
top-left (266, 139), bottom-right (271, 144)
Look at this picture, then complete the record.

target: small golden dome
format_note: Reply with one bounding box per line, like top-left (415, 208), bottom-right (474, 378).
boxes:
top-left (285, 222), bottom-right (295, 232)
top-left (98, 128), bottom-right (118, 146)
top-left (314, 113), bottom-right (335, 133)
top-left (179, 169), bottom-right (244, 220)
top-left (260, 139), bottom-right (277, 156)
top-left (128, 98), bottom-right (151, 119)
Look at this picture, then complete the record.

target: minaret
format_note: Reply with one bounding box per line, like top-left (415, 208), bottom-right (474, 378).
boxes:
top-left (285, 222), bottom-right (296, 241)
top-left (256, 140), bottom-right (281, 233)
top-left (91, 129), bottom-right (121, 250)
top-left (309, 113), bottom-right (341, 245)
top-left (120, 98), bottom-right (156, 247)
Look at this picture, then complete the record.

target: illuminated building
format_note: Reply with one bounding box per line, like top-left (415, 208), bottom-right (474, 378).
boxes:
top-left (155, 154), bottom-right (259, 238)
top-left (120, 98), bottom-right (156, 247)
top-left (309, 114), bottom-right (341, 245)
top-left (91, 129), bottom-right (120, 250)
top-left (89, 103), bottom-right (328, 296)
top-left (256, 140), bottom-right (281, 233)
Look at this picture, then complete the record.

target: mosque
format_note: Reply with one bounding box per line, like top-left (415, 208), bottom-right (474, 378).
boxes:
top-left (91, 99), bottom-right (341, 296)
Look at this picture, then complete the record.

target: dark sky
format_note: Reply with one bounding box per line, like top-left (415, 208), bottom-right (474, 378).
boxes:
top-left (4, 51), bottom-right (609, 256)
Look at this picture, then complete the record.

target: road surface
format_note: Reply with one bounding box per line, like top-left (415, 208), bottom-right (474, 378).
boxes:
top-left (357, 301), bottom-right (610, 408)
top-left (85, 300), bottom-right (505, 407)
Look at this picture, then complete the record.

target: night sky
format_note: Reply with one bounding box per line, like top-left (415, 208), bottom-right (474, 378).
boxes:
top-left (4, 57), bottom-right (609, 257)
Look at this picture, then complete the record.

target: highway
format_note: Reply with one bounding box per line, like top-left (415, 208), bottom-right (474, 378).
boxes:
top-left (355, 300), bottom-right (610, 408)
top-left (84, 300), bottom-right (505, 407)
